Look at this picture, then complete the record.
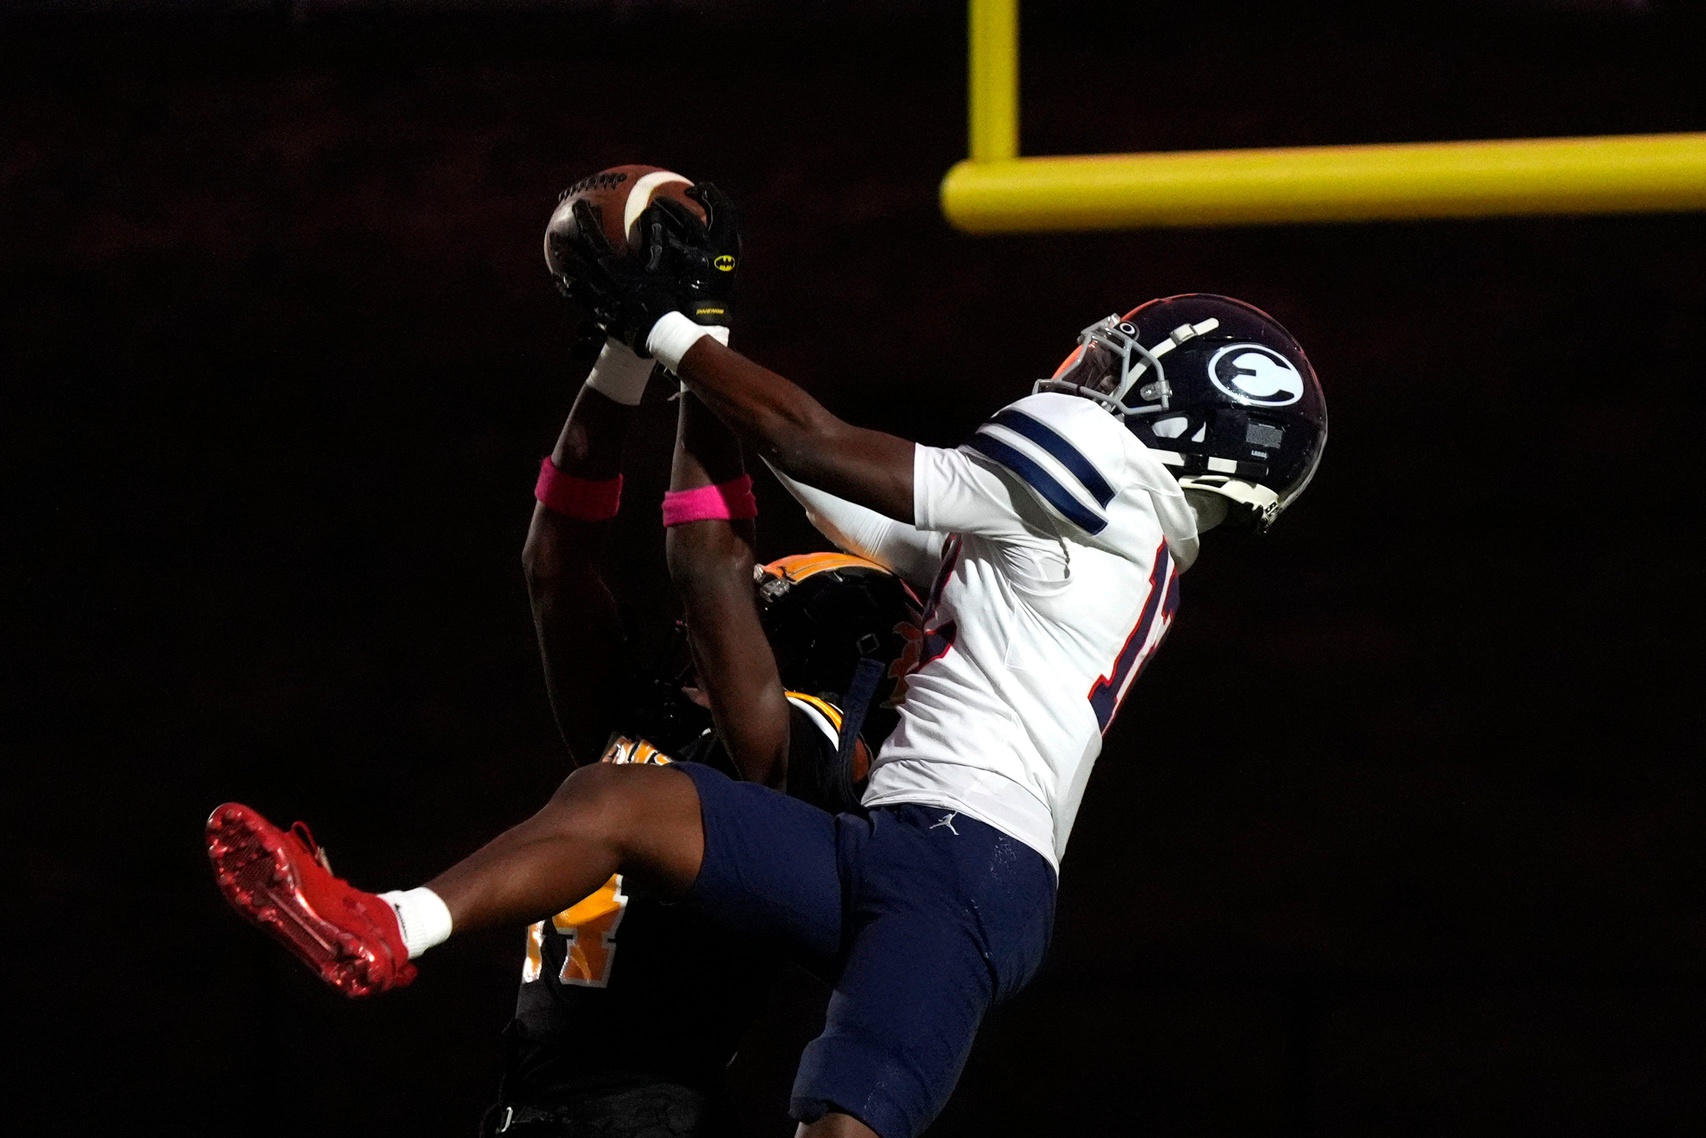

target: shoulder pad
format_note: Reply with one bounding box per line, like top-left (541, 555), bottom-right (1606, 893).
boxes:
top-left (965, 393), bottom-right (1130, 535)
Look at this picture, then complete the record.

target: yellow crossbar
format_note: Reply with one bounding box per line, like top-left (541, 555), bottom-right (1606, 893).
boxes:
top-left (945, 0), bottom-right (1706, 231)
top-left (942, 135), bottom-right (1706, 231)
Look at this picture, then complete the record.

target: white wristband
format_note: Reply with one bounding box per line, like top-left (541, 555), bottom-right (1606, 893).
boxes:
top-left (647, 312), bottom-right (729, 375)
top-left (583, 339), bottom-right (654, 406)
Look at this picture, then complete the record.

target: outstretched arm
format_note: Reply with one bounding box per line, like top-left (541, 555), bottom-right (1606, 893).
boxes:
top-left (561, 186), bottom-right (914, 522)
top-left (523, 342), bottom-right (652, 765)
top-left (655, 321), bottom-right (917, 525)
top-left (664, 389), bottom-right (793, 788)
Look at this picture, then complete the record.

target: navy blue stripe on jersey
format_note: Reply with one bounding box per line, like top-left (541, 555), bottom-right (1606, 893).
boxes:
top-left (966, 435), bottom-right (1109, 535)
top-left (1088, 542), bottom-right (1174, 732)
top-left (986, 408), bottom-right (1116, 507)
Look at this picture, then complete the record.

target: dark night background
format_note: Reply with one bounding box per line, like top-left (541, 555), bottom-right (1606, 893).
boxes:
top-left (4, 1), bottom-right (1704, 1134)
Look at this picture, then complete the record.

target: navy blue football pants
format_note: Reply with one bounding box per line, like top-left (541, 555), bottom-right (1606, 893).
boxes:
top-left (676, 763), bottom-right (1056, 1138)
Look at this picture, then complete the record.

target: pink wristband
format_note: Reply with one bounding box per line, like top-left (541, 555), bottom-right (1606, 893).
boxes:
top-left (535, 458), bottom-right (622, 521)
top-left (662, 474), bottom-right (758, 526)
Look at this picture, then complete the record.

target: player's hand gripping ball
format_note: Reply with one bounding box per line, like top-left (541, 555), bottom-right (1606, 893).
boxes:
top-left (545, 165), bottom-right (740, 355)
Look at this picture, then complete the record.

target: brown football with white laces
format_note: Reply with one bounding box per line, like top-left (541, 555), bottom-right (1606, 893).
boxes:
top-left (543, 164), bottom-right (706, 274)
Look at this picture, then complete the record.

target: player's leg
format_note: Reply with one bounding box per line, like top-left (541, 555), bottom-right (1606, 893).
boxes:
top-left (209, 754), bottom-right (848, 995)
top-left (797, 1115), bottom-right (879, 1138)
top-left (424, 760), bottom-right (703, 932)
top-left (206, 762), bottom-right (699, 995)
top-left (787, 804), bottom-right (1057, 1138)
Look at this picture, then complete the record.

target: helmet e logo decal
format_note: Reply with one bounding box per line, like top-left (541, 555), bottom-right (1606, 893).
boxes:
top-left (1207, 344), bottom-right (1305, 407)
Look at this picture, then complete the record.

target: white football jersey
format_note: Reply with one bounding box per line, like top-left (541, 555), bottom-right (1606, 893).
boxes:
top-left (773, 392), bottom-right (1199, 870)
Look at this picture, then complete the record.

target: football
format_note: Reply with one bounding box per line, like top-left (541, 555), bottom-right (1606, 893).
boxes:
top-left (543, 164), bottom-right (705, 276)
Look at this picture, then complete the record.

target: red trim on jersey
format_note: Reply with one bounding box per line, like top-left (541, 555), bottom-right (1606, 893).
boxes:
top-left (1087, 541), bottom-right (1180, 733)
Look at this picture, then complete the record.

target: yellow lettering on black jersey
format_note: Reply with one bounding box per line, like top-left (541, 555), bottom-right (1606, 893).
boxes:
top-left (521, 736), bottom-right (672, 988)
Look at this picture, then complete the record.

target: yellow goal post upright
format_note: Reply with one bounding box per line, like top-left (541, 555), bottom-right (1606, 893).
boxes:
top-left (940, 0), bottom-right (1706, 232)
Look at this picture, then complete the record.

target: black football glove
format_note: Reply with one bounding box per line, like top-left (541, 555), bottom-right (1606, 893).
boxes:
top-left (558, 183), bottom-right (741, 356)
top-left (556, 199), bottom-right (681, 355)
top-left (646, 181), bottom-right (741, 327)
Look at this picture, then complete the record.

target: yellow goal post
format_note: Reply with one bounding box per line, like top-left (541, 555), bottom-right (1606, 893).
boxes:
top-left (940, 0), bottom-right (1706, 232)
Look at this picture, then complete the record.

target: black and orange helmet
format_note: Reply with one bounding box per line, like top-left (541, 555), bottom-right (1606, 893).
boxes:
top-left (755, 552), bottom-right (916, 754)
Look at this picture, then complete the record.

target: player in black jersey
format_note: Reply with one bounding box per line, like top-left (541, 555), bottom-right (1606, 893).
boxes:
top-left (207, 216), bottom-right (919, 1136)
top-left (500, 562), bottom-right (903, 1137)
top-left (483, 333), bottom-right (914, 1137)
top-left (206, 265), bottom-right (910, 1134)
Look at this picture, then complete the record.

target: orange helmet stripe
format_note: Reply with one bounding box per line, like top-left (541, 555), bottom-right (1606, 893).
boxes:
top-left (761, 551), bottom-right (887, 583)
top-left (1051, 343), bottom-right (1086, 380)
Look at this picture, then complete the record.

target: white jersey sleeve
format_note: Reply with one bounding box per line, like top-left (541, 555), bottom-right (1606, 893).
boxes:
top-left (912, 445), bottom-right (1039, 541)
top-left (766, 461), bottom-right (944, 592)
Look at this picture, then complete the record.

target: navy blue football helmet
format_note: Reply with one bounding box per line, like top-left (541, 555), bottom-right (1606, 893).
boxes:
top-left (1037, 294), bottom-right (1327, 531)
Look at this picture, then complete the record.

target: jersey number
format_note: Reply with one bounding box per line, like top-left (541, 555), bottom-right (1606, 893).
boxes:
top-left (1087, 544), bottom-right (1180, 733)
top-left (517, 736), bottom-right (667, 987)
top-left (887, 536), bottom-right (962, 706)
top-left (521, 874), bottom-right (629, 988)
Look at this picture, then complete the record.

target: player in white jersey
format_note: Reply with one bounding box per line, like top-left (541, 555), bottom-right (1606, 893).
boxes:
top-left (770, 386), bottom-right (1203, 867)
top-left (199, 184), bottom-right (1326, 1138)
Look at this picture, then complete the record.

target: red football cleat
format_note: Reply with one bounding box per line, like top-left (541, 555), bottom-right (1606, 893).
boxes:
top-left (206, 802), bottom-right (417, 997)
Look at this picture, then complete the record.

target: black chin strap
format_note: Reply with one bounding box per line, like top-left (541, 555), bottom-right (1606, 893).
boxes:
top-left (835, 657), bottom-right (887, 789)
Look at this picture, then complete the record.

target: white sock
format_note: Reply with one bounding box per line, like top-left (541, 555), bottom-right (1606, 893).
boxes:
top-left (378, 887), bottom-right (453, 960)
top-left (583, 339), bottom-right (655, 406)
